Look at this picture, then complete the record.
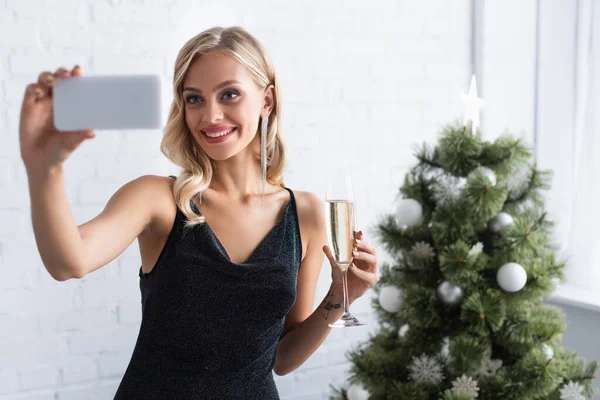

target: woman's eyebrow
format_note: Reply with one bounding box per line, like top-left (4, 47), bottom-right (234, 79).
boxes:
top-left (183, 80), bottom-right (241, 94)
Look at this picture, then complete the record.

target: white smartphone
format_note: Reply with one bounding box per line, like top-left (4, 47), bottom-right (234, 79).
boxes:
top-left (53, 74), bottom-right (164, 131)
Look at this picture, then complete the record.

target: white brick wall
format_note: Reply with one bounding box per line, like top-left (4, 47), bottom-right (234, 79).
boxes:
top-left (0, 0), bottom-right (471, 398)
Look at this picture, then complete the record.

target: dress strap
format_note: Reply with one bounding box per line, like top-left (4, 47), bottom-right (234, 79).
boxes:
top-left (283, 187), bottom-right (296, 208)
top-left (283, 187), bottom-right (302, 260)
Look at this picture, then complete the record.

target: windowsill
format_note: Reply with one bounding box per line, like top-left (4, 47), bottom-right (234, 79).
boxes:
top-left (547, 283), bottom-right (600, 313)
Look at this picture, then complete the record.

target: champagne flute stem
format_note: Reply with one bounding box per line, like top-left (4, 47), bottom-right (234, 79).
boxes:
top-left (342, 268), bottom-right (351, 315)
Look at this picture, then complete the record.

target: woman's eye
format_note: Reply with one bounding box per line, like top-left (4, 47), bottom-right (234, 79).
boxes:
top-left (185, 90), bottom-right (238, 105)
top-left (185, 95), bottom-right (201, 104)
top-left (222, 90), bottom-right (239, 100)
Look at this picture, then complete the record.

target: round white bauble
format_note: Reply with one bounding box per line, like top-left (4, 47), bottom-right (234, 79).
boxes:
top-left (398, 324), bottom-right (409, 338)
top-left (488, 212), bottom-right (514, 232)
top-left (378, 285), bottom-right (403, 313)
top-left (347, 383), bottom-right (370, 400)
top-left (542, 343), bottom-right (554, 360)
top-left (496, 262), bottom-right (527, 292)
top-left (437, 281), bottom-right (463, 305)
top-left (395, 198), bottom-right (423, 227)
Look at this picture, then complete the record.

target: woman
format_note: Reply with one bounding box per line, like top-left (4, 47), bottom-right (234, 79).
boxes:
top-left (19, 26), bottom-right (379, 399)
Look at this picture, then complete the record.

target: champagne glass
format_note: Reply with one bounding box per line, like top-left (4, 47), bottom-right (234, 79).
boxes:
top-left (325, 171), bottom-right (366, 328)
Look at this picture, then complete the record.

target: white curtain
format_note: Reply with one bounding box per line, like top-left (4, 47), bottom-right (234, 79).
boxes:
top-left (561, 0), bottom-right (599, 290)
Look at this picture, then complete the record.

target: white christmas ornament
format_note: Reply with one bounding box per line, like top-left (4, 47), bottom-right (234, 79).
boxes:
top-left (378, 285), bottom-right (403, 313)
top-left (346, 383), bottom-right (370, 400)
top-left (437, 281), bottom-right (463, 305)
top-left (488, 212), bottom-right (514, 232)
top-left (395, 198), bottom-right (423, 227)
top-left (496, 262), bottom-right (527, 292)
top-left (398, 324), bottom-right (410, 338)
top-left (559, 380), bottom-right (586, 400)
top-left (408, 354), bottom-right (444, 385)
top-left (431, 174), bottom-right (467, 209)
top-left (461, 74), bottom-right (485, 135)
top-left (452, 375), bottom-right (480, 398)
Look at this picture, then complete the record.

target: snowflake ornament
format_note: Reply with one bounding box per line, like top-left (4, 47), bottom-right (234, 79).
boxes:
top-left (431, 173), bottom-right (467, 209)
top-left (451, 375), bottom-right (480, 398)
top-left (559, 380), bottom-right (586, 400)
top-left (408, 241), bottom-right (436, 268)
top-left (408, 354), bottom-right (444, 385)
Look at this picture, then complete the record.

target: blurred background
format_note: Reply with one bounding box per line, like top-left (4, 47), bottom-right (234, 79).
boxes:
top-left (0, 0), bottom-right (598, 399)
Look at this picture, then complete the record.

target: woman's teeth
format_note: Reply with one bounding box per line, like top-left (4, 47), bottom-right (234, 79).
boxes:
top-left (204, 128), bottom-right (235, 138)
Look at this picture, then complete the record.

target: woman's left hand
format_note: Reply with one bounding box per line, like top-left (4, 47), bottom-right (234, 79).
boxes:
top-left (323, 230), bottom-right (379, 305)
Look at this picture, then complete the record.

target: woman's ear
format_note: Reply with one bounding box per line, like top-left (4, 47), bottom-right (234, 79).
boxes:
top-left (262, 84), bottom-right (275, 116)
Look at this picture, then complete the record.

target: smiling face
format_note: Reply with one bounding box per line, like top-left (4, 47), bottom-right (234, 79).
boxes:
top-left (182, 51), bottom-right (274, 162)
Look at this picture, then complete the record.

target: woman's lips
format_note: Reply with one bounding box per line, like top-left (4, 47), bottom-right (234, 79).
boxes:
top-left (201, 127), bottom-right (237, 143)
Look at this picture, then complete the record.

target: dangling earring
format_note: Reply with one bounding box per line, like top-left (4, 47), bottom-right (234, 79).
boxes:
top-left (261, 114), bottom-right (268, 207)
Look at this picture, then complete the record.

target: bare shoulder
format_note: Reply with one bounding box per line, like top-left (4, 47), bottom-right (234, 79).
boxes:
top-left (136, 175), bottom-right (177, 238)
top-left (292, 190), bottom-right (324, 225)
top-left (290, 190), bottom-right (326, 251)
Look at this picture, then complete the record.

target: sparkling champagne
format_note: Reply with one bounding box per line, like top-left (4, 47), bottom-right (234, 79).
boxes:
top-left (325, 200), bottom-right (355, 271)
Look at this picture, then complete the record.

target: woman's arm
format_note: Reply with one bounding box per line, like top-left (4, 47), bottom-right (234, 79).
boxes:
top-left (274, 192), bottom-right (378, 376)
top-left (273, 191), bottom-right (340, 376)
top-left (274, 285), bottom-right (345, 376)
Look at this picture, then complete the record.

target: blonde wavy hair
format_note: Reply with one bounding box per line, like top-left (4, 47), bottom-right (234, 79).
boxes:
top-left (160, 26), bottom-right (287, 229)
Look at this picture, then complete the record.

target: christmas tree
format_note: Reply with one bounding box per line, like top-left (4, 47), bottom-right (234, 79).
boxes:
top-left (328, 78), bottom-right (598, 400)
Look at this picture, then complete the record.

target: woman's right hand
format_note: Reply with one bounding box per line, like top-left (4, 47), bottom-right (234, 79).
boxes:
top-left (19, 65), bottom-right (96, 176)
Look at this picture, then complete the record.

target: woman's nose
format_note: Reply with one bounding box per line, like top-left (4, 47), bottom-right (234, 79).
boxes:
top-left (203, 101), bottom-right (223, 123)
